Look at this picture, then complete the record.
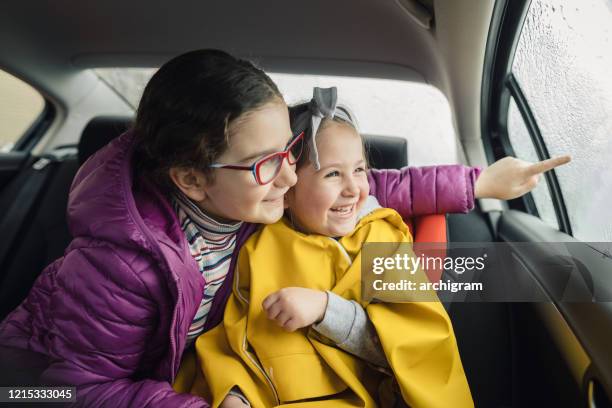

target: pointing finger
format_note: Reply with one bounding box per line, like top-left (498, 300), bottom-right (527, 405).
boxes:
top-left (526, 155), bottom-right (571, 175)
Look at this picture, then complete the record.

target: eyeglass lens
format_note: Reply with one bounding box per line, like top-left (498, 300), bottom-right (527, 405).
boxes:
top-left (258, 155), bottom-right (283, 184)
top-left (257, 134), bottom-right (304, 184)
top-left (287, 135), bottom-right (304, 165)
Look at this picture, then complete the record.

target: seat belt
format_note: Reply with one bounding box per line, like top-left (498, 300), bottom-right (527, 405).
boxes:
top-left (0, 155), bottom-right (59, 273)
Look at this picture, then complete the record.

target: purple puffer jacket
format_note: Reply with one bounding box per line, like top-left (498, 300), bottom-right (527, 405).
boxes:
top-left (0, 131), bottom-right (481, 407)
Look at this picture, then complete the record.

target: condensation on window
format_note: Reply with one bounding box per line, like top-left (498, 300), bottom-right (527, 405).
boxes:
top-left (512, 0), bottom-right (612, 241)
top-left (94, 68), bottom-right (459, 166)
top-left (94, 68), bottom-right (156, 109)
top-left (270, 74), bottom-right (458, 166)
top-left (507, 99), bottom-right (559, 230)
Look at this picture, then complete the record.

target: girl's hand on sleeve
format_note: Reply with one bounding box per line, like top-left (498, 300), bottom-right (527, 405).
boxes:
top-left (262, 287), bottom-right (328, 332)
top-left (475, 155), bottom-right (571, 200)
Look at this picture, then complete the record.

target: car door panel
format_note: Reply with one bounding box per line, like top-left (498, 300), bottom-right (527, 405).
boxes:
top-left (0, 151), bottom-right (30, 191)
top-left (497, 210), bottom-right (612, 406)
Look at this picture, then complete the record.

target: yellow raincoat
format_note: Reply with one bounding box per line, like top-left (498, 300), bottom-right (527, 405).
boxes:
top-left (174, 208), bottom-right (473, 407)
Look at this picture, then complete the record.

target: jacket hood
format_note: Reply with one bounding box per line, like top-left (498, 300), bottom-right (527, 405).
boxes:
top-left (67, 131), bottom-right (184, 254)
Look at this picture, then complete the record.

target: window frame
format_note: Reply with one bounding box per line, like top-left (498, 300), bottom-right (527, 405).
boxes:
top-left (12, 100), bottom-right (55, 152)
top-left (481, 0), bottom-right (572, 235)
top-left (0, 70), bottom-right (55, 153)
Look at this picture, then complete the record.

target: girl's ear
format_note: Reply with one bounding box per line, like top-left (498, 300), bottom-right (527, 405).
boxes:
top-left (168, 167), bottom-right (208, 202)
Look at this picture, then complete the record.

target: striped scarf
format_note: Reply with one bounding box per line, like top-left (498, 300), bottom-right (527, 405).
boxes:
top-left (173, 192), bottom-right (242, 343)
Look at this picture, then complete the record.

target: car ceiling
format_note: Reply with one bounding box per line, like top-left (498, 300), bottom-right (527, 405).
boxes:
top-left (0, 0), bottom-right (495, 149)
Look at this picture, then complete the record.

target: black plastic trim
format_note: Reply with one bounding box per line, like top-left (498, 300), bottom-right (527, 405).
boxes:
top-left (13, 100), bottom-right (56, 152)
top-left (481, 0), bottom-right (531, 164)
top-left (481, 0), bottom-right (531, 215)
top-left (506, 75), bottom-right (572, 235)
top-left (481, 0), bottom-right (573, 235)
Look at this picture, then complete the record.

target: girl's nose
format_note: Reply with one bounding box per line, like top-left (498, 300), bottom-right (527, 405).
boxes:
top-left (273, 159), bottom-right (298, 188)
top-left (342, 177), bottom-right (360, 196)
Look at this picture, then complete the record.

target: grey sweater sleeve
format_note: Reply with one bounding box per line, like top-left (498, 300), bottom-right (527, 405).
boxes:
top-left (312, 291), bottom-right (390, 369)
top-left (227, 387), bottom-right (250, 406)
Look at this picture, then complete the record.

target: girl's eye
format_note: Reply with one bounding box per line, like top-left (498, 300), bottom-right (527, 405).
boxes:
top-left (325, 170), bottom-right (340, 178)
top-left (355, 167), bottom-right (366, 173)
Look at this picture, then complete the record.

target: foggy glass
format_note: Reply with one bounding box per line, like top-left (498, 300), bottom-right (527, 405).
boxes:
top-left (507, 98), bottom-right (559, 230)
top-left (512, 0), bottom-right (612, 241)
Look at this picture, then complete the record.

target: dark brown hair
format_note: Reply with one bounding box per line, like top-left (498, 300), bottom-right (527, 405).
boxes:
top-left (132, 49), bottom-right (283, 190)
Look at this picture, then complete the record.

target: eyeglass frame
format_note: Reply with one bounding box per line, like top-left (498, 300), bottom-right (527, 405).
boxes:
top-left (208, 131), bottom-right (305, 185)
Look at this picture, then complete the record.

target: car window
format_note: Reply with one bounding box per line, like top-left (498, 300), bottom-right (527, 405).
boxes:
top-left (95, 69), bottom-right (459, 166)
top-left (0, 69), bottom-right (45, 152)
top-left (509, 0), bottom-right (612, 241)
top-left (507, 98), bottom-right (558, 230)
top-left (269, 74), bottom-right (458, 166)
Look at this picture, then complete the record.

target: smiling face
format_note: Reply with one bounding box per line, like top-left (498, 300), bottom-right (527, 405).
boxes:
top-left (285, 120), bottom-right (369, 237)
top-left (174, 100), bottom-right (299, 224)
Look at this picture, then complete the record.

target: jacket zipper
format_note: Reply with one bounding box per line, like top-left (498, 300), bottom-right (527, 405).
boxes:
top-left (242, 333), bottom-right (280, 405)
top-left (169, 281), bottom-right (182, 383)
top-left (234, 265), bottom-right (280, 404)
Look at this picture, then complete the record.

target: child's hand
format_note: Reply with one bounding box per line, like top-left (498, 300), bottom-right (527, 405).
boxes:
top-left (220, 394), bottom-right (249, 408)
top-left (475, 155), bottom-right (571, 200)
top-left (262, 287), bottom-right (328, 332)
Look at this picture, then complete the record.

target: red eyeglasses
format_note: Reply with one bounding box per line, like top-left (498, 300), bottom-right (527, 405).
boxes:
top-left (209, 131), bottom-right (305, 185)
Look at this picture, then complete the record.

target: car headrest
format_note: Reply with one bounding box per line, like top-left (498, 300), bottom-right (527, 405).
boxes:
top-left (78, 118), bottom-right (409, 171)
top-left (78, 116), bottom-right (133, 165)
top-left (364, 135), bottom-right (408, 170)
